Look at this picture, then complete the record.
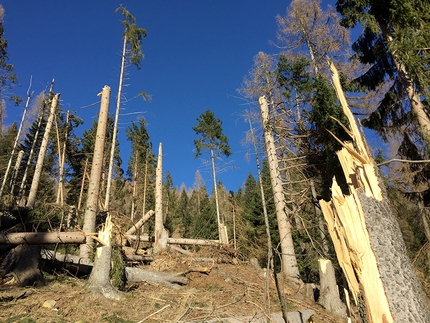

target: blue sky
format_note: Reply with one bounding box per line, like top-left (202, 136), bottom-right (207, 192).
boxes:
top-left (2, 0), bottom-right (344, 192)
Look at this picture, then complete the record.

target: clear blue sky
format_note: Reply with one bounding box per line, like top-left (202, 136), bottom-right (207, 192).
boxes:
top-left (2, 0), bottom-right (342, 192)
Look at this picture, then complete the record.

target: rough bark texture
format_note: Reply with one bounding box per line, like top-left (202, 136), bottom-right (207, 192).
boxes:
top-left (87, 246), bottom-right (123, 300)
top-left (319, 62), bottom-right (430, 323)
top-left (0, 245), bottom-right (44, 286)
top-left (359, 190), bottom-right (430, 323)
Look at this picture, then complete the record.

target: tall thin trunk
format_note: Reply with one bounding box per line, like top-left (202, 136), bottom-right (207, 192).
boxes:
top-left (80, 86), bottom-right (110, 258)
top-left (9, 150), bottom-right (24, 195)
top-left (105, 36), bottom-right (127, 211)
top-left (142, 153), bottom-right (148, 217)
top-left (26, 93), bottom-right (60, 209)
top-left (248, 118), bottom-right (275, 312)
top-left (77, 158), bottom-right (88, 211)
top-left (211, 149), bottom-right (228, 245)
top-left (259, 95), bottom-right (300, 281)
top-left (131, 153), bottom-right (138, 221)
top-left (55, 110), bottom-right (69, 205)
top-left (154, 143), bottom-right (167, 252)
top-left (0, 79), bottom-right (33, 198)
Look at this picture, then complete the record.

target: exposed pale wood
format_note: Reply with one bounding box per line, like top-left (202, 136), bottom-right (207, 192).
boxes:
top-left (126, 235), bottom-right (219, 246)
top-left (319, 62), bottom-right (430, 323)
top-left (80, 86), bottom-right (110, 258)
top-left (0, 232), bottom-right (87, 245)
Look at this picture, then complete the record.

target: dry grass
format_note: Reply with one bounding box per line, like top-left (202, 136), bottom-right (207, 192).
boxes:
top-left (0, 247), bottom-right (346, 323)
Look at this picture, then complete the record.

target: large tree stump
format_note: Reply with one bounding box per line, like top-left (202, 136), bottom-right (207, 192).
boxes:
top-left (318, 259), bottom-right (346, 317)
top-left (0, 245), bottom-right (44, 286)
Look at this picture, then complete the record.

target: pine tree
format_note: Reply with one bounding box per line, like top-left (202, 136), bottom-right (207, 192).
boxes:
top-left (193, 110), bottom-right (231, 244)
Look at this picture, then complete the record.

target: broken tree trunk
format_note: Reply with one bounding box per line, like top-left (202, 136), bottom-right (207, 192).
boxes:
top-left (87, 213), bottom-right (123, 300)
top-left (154, 143), bottom-right (168, 253)
top-left (319, 62), bottom-right (430, 323)
top-left (80, 86), bottom-right (110, 258)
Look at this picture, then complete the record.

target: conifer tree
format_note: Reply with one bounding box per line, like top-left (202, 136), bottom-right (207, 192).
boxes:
top-left (193, 110), bottom-right (231, 244)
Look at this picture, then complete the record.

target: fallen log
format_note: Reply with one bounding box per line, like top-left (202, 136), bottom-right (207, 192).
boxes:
top-left (0, 232), bottom-right (88, 245)
top-left (126, 210), bottom-right (155, 236)
top-left (125, 267), bottom-right (188, 289)
top-left (126, 235), bottom-right (219, 246)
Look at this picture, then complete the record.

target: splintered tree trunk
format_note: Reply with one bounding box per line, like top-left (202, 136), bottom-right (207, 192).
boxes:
top-left (259, 95), bottom-right (300, 281)
top-left (87, 213), bottom-right (123, 300)
top-left (154, 143), bottom-right (168, 253)
top-left (26, 93), bottom-right (60, 208)
top-left (80, 86), bottom-right (110, 258)
top-left (319, 62), bottom-right (430, 323)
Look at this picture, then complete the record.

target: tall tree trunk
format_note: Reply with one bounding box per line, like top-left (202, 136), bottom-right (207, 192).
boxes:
top-left (105, 36), bottom-right (127, 211)
top-left (0, 81), bottom-right (32, 199)
top-left (319, 62), bottom-right (430, 323)
top-left (26, 93), bottom-right (60, 209)
top-left (130, 153), bottom-right (138, 221)
top-left (9, 150), bottom-right (24, 195)
top-left (211, 149), bottom-right (228, 245)
top-left (17, 113), bottom-right (43, 206)
top-left (55, 110), bottom-right (69, 205)
top-left (80, 86), bottom-right (110, 258)
top-left (259, 95), bottom-right (300, 281)
top-left (77, 158), bottom-right (88, 211)
top-left (154, 143), bottom-right (167, 252)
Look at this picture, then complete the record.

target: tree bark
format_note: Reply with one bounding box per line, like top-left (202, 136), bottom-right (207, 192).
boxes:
top-left (154, 143), bottom-right (167, 253)
top-left (0, 245), bottom-right (44, 286)
top-left (318, 259), bottom-right (346, 317)
top-left (126, 210), bottom-right (155, 236)
top-left (0, 232), bottom-right (87, 245)
top-left (259, 95), bottom-right (300, 281)
top-left (26, 93), bottom-right (60, 208)
top-left (80, 86), bottom-right (110, 258)
top-left (125, 267), bottom-right (188, 288)
top-left (319, 62), bottom-right (430, 323)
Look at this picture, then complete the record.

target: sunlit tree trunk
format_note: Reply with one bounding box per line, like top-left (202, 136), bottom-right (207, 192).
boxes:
top-left (259, 95), bottom-right (300, 281)
top-left (80, 86), bottom-right (110, 258)
top-left (154, 143), bottom-right (167, 252)
top-left (26, 93), bottom-right (60, 209)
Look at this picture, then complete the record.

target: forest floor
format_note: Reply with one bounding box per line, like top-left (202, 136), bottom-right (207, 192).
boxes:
top-left (0, 247), bottom-right (347, 323)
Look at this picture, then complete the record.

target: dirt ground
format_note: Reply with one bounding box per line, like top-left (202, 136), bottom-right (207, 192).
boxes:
top-left (0, 247), bottom-right (347, 323)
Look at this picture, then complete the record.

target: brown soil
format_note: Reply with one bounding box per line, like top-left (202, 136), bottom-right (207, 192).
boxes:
top-left (0, 247), bottom-right (347, 323)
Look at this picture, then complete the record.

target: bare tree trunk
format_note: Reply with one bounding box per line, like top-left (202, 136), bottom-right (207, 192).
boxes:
top-left (154, 143), bottom-right (167, 253)
top-left (26, 93), bottom-right (60, 209)
top-left (77, 158), bottom-right (88, 211)
top-left (17, 113), bottom-right (43, 206)
top-left (259, 95), bottom-right (300, 281)
top-left (80, 86), bottom-right (110, 258)
top-left (126, 210), bottom-right (154, 236)
top-left (9, 150), bottom-right (24, 195)
top-left (0, 78), bottom-right (32, 199)
top-left (318, 259), bottom-right (346, 317)
top-left (105, 36), bottom-right (127, 211)
top-left (211, 149), bottom-right (228, 245)
top-left (55, 110), bottom-right (69, 205)
top-left (131, 153), bottom-right (138, 221)
top-left (319, 62), bottom-right (430, 323)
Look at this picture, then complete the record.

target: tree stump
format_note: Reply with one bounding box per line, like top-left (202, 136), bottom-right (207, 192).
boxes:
top-left (0, 244), bottom-right (45, 286)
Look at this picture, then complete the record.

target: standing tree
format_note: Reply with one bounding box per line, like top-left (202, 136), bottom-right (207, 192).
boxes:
top-left (105, 5), bottom-right (147, 211)
top-left (193, 110), bottom-right (231, 245)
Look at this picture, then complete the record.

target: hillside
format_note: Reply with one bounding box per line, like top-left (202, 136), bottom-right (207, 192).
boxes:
top-left (0, 248), bottom-right (346, 323)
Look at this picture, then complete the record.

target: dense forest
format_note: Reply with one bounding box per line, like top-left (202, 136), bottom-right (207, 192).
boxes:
top-left (1, 1), bottom-right (430, 322)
